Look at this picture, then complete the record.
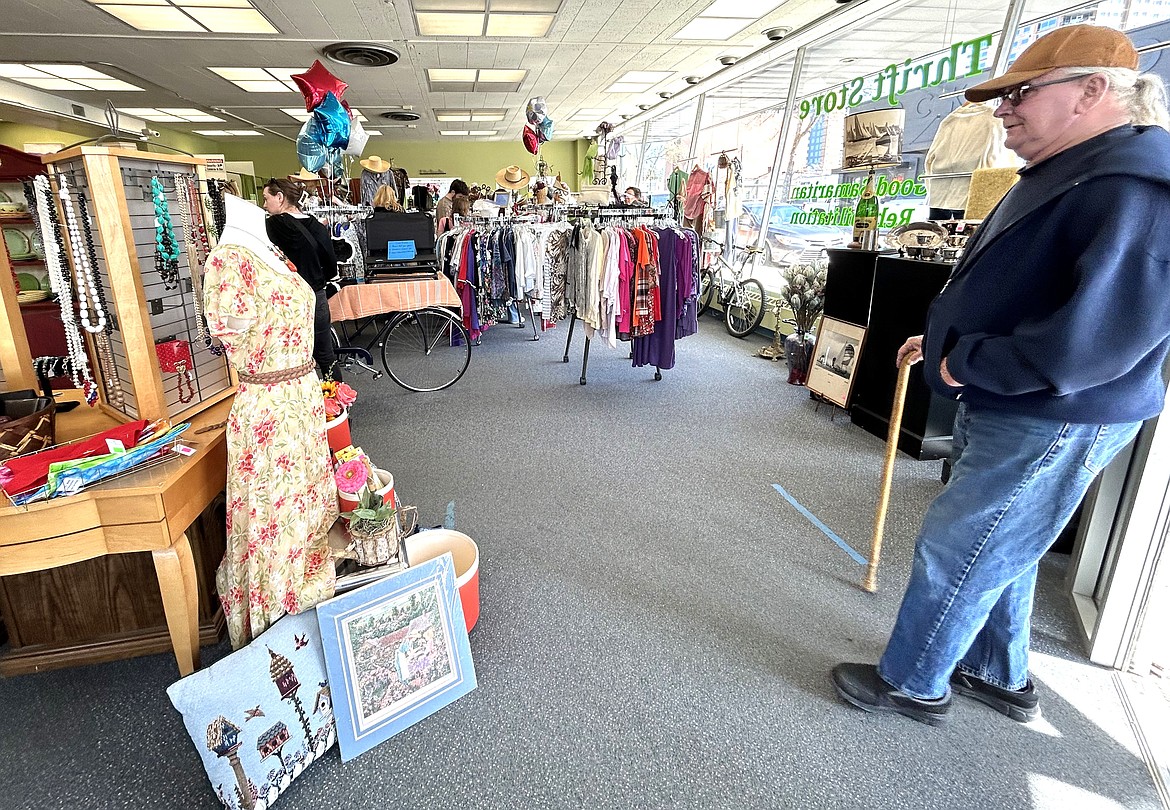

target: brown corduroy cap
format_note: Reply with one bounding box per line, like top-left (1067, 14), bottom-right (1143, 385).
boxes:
top-left (964, 25), bottom-right (1139, 102)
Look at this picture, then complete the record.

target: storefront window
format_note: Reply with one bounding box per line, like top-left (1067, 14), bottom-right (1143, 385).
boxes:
top-left (636, 98), bottom-right (699, 207)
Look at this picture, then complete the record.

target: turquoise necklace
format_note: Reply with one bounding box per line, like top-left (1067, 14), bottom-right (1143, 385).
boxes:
top-left (151, 176), bottom-right (181, 289)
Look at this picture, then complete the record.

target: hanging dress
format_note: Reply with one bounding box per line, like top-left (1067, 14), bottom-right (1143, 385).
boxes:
top-left (203, 244), bottom-right (337, 649)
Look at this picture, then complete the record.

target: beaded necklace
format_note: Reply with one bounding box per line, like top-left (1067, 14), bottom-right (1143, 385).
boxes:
top-left (57, 175), bottom-right (106, 334)
top-left (176, 177), bottom-right (210, 346)
top-left (75, 187), bottom-right (125, 408)
top-left (151, 176), bottom-right (181, 290)
top-left (33, 175), bottom-right (97, 404)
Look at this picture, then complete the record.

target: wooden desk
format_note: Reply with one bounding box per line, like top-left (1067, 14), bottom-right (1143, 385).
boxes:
top-left (0, 393), bottom-right (231, 676)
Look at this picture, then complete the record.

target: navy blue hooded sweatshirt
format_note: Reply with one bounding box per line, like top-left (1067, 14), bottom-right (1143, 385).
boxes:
top-left (923, 125), bottom-right (1170, 424)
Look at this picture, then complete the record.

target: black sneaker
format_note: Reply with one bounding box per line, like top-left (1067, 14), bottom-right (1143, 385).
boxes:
top-left (831, 663), bottom-right (951, 726)
top-left (950, 670), bottom-right (1040, 722)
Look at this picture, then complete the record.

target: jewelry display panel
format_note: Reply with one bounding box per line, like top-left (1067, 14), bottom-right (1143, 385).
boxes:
top-left (42, 147), bottom-right (235, 422)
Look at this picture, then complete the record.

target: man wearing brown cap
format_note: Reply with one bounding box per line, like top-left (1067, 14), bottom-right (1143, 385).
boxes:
top-left (832, 25), bottom-right (1170, 725)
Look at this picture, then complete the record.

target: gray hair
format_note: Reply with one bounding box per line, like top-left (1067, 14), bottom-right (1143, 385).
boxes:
top-left (1060, 66), bottom-right (1170, 129)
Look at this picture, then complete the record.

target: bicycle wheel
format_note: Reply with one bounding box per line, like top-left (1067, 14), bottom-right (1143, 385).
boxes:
top-left (380, 307), bottom-right (471, 392)
top-left (696, 268), bottom-right (717, 317)
top-left (724, 279), bottom-right (766, 338)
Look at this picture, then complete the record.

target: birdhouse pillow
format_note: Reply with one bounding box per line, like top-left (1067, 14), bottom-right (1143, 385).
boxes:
top-left (167, 610), bottom-right (336, 810)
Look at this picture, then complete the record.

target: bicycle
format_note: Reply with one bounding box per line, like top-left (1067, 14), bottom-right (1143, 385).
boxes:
top-left (332, 306), bottom-right (471, 392)
top-left (697, 238), bottom-right (767, 338)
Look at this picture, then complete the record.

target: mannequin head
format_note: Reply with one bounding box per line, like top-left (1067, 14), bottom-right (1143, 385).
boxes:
top-left (222, 192), bottom-right (270, 244)
top-left (262, 178), bottom-right (306, 215)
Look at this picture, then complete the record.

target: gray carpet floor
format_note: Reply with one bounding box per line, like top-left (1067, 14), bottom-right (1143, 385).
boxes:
top-left (0, 316), bottom-right (1162, 810)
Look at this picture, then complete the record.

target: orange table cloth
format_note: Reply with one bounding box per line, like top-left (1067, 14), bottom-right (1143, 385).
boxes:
top-left (329, 275), bottom-right (461, 322)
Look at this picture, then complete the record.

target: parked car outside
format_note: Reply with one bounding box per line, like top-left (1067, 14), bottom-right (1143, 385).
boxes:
top-left (735, 203), bottom-right (849, 265)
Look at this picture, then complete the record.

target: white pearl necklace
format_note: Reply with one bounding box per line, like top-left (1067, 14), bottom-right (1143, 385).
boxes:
top-left (57, 175), bottom-right (107, 334)
top-left (34, 175), bottom-right (95, 397)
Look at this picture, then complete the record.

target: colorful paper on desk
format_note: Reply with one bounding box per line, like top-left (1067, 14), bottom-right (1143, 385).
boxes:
top-left (13, 423), bottom-right (191, 505)
top-left (0, 419), bottom-right (148, 499)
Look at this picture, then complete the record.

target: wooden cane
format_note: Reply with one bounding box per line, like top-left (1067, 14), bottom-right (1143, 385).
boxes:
top-left (863, 356), bottom-right (914, 592)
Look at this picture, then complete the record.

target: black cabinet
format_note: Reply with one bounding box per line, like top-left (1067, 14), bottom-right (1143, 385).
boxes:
top-left (848, 256), bottom-right (959, 460)
top-left (823, 248), bottom-right (879, 328)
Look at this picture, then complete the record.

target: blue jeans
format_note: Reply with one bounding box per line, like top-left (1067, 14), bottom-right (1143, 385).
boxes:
top-left (878, 404), bottom-right (1141, 699)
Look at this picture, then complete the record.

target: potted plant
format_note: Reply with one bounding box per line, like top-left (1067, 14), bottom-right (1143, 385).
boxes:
top-left (335, 458), bottom-right (399, 567)
top-left (778, 261), bottom-right (828, 385)
top-left (322, 380), bottom-right (357, 454)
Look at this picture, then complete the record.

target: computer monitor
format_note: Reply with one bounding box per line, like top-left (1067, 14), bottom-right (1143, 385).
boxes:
top-left (494, 190), bottom-right (512, 207)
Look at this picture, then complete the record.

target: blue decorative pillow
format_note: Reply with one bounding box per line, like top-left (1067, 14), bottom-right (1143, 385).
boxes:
top-left (167, 610), bottom-right (337, 810)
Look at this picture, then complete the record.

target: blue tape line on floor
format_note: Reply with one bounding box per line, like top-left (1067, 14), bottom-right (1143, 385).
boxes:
top-left (771, 483), bottom-right (866, 566)
top-left (444, 501), bottom-right (456, 530)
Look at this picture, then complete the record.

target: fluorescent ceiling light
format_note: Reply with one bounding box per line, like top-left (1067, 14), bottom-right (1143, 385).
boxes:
top-left (0, 63), bottom-right (144, 91)
top-left (183, 7), bottom-right (277, 33)
top-left (96, 5), bottom-right (204, 31)
top-left (476, 69), bottom-right (526, 83)
top-left (604, 82), bottom-right (653, 93)
top-left (617, 71), bottom-right (673, 83)
top-left (467, 130), bottom-right (497, 136)
top-left (471, 112), bottom-right (505, 121)
top-left (428, 68), bottom-right (477, 83)
top-left (211, 67), bottom-right (300, 92)
top-left (702, 0), bottom-right (781, 17)
top-left (121, 107), bottom-right (224, 122)
top-left (414, 0), bottom-right (484, 8)
top-left (193, 129), bottom-right (263, 135)
top-left (364, 130), bottom-right (382, 135)
top-left (439, 130), bottom-right (468, 136)
top-left (417, 12), bottom-right (484, 35)
top-left (673, 17), bottom-right (751, 39)
top-left (436, 113), bottom-right (471, 122)
top-left (28, 64), bottom-right (106, 79)
top-left (88, 0), bottom-right (279, 34)
top-left (493, 0), bottom-right (559, 10)
top-left (485, 13), bottom-right (553, 37)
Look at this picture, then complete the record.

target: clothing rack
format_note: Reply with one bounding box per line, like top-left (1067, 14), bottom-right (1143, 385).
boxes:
top-left (561, 215), bottom-right (687, 385)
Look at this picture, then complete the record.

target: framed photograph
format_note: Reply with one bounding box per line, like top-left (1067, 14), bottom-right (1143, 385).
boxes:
top-left (843, 108), bottom-right (905, 169)
top-left (316, 553), bottom-right (476, 762)
top-left (807, 317), bottom-right (867, 408)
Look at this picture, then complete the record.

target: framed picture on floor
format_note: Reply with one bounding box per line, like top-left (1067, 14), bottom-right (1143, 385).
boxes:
top-left (807, 317), bottom-right (867, 408)
top-left (316, 552), bottom-right (476, 762)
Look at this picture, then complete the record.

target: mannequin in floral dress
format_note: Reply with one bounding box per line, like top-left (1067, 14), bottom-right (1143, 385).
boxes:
top-left (203, 193), bottom-right (337, 648)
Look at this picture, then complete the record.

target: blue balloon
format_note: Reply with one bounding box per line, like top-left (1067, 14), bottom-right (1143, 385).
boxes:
top-left (538, 116), bottom-right (554, 144)
top-left (296, 120), bottom-right (327, 172)
top-left (312, 91), bottom-right (350, 150)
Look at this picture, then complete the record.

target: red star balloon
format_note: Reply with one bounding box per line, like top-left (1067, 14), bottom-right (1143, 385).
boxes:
top-left (291, 59), bottom-right (348, 111)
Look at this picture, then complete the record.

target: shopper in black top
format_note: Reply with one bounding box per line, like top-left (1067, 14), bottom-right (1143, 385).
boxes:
top-left (262, 178), bottom-right (342, 381)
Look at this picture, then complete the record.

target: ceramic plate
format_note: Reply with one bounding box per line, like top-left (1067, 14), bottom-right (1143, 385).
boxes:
top-left (886, 221), bottom-right (948, 251)
top-left (16, 272), bottom-right (40, 292)
top-left (4, 227), bottom-right (32, 258)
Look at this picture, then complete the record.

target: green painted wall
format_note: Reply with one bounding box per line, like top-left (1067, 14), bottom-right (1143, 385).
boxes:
top-left (0, 122), bottom-right (222, 158)
top-left (219, 137), bottom-right (588, 189)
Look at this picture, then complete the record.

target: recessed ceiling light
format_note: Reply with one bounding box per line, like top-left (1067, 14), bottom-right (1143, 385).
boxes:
top-left (637, 104), bottom-right (651, 111)
top-left (417, 12), bottom-right (484, 36)
top-left (617, 71), bottom-right (673, 83)
top-left (85, 0), bottom-right (280, 33)
top-left (211, 67), bottom-right (301, 93)
top-left (684, 76), bottom-right (703, 85)
top-left (485, 13), bottom-right (554, 37)
top-left (604, 82), bottom-right (653, 93)
top-left (673, 17), bottom-right (751, 39)
top-left (703, 0), bottom-right (781, 17)
top-left (476, 69), bottom-right (526, 83)
top-left (718, 55), bottom-right (739, 66)
top-left (0, 63), bottom-right (144, 92)
top-left (763, 26), bottom-right (791, 41)
top-left (121, 107), bottom-right (224, 122)
top-left (428, 69), bottom-right (477, 83)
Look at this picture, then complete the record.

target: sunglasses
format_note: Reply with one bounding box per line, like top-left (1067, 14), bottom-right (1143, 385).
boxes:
top-left (995, 74), bottom-right (1086, 106)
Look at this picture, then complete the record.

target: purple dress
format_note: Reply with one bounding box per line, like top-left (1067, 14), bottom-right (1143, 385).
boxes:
top-left (633, 228), bottom-right (695, 370)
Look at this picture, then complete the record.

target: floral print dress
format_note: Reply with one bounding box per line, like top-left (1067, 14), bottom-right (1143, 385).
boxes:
top-left (203, 244), bottom-right (337, 648)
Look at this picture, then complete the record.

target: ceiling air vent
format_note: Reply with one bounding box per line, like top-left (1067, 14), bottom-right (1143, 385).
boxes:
top-left (321, 42), bottom-right (400, 68)
top-left (381, 111), bottom-right (421, 122)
